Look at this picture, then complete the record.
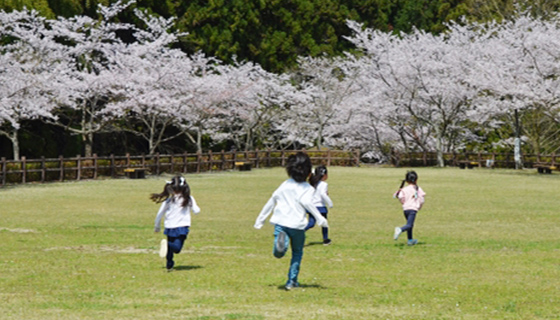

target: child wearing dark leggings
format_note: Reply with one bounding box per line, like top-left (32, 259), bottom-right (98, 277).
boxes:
top-left (393, 171), bottom-right (426, 246)
top-left (152, 175), bottom-right (201, 271)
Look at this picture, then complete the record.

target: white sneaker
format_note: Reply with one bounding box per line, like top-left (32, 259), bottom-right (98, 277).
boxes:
top-left (393, 227), bottom-right (402, 240)
top-left (159, 239), bottom-right (168, 258)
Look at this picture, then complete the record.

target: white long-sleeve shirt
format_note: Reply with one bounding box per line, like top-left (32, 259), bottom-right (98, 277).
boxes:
top-left (312, 181), bottom-right (333, 208)
top-left (154, 195), bottom-right (200, 232)
top-left (254, 178), bottom-right (328, 230)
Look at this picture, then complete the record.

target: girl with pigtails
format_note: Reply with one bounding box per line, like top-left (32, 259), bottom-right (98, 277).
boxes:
top-left (305, 165), bottom-right (334, 245)
top-left (393, 171), bottom-right (426, 246)
top-left (151, 175), bottom-right (200, 271)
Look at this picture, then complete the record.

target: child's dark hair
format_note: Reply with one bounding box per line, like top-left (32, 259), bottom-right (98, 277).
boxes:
top-left (286, 152), bottom-right (312, 182)
top-left (396, 171), bottom-right (419, 197)
top-left (309, 165), bottom-right (328, 188)
top-left (150, 175), bottom-right (192, 207)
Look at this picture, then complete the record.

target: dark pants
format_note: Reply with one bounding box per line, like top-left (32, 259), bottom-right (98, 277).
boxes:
top-left (401, 210), bottom-right (417, 240)
top-left (305, 207), bottom-right (329, 240)
top-left (166, 234), bottom-right (187, 269)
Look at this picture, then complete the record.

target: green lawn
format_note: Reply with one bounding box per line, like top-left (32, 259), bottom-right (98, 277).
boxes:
top-left (1, 166), bottom-right (559, 319)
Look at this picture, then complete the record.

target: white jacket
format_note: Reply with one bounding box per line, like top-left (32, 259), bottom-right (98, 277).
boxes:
top-left (254, 179), bottom-right (328, 230)
top-left (154, 195), bottom-right (200, 232)
top-left (312, 181), bottom-right (333, 208)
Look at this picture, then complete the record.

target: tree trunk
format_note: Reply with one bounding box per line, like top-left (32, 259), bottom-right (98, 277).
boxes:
top-left (435, 128), bottom-right (445, 167)
top-left (83, 132), bottom-right (93, 157)
top-left (10, 129), bottom-right (20, 161)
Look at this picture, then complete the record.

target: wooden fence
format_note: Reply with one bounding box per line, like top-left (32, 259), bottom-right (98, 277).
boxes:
top-left (394, 151), bottom-right (557, 169)
top-left (0, 149), bottom-right (360, 187)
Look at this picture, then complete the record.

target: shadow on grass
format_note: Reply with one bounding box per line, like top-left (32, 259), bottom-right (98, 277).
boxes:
top-left (305, 241), bottom-right (326, 247)
top-left (272, 283), bottom-right (328, 290)
top-left (166, 265), bottom-right (203, 272)
top-left (394, 241), bottom-right (425, 247)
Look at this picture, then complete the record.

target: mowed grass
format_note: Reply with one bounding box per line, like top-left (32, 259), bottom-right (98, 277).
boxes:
top-left (0, 166), bottom-right (559, 319)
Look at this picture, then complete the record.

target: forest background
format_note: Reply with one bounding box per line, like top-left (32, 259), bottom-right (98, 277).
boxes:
top-left (1, 0), bottom-right (560, 162)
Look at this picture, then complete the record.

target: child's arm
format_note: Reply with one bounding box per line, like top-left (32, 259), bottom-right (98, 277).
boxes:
top-left (418, 187), bottom-right (426, 209)
top-left (301, 189), bottom-right (328, 227)
top-left (154, 201), bottom-right (168, 233)
top-left (190, 196), bottom-right (201, 214)
top-left (304, 203), bottom-right (329, 228)
top-left (254, 197), bottom-right (275, 229)
top-left (319, 183), bottom-right (333, 208)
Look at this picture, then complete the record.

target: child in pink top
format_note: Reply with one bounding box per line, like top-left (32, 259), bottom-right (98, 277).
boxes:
top-left (393, 171), bottom-right (426, 246)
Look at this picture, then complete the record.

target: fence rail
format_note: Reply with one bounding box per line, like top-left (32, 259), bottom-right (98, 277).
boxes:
top-left (0, 149), bottom-right (360, 187)
top-left (393, 151), bottom-right (557, 169)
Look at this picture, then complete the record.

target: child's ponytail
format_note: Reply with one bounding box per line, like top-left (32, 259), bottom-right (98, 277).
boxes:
top-left (395, 179), bottom-right (406, 198)
top-left (309, 165), bottom-right (328, 188)
top-left (150, 175), bottom-right (192, 207)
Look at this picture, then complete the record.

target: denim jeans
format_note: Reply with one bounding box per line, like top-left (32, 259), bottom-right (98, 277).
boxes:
top-left (305, 207), bottom-right (329, 240)
top-left (166, 234), bottom-right (188, 269)
top-left (273, 224), bottom-right (305, 285)
top-left (401, 210), bottom-right (417, 240)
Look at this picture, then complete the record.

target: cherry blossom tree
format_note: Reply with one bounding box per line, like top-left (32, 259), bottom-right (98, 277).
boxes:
top-left (43, 1), bottom-right (137, 157)
top-left (0, 8), bottom-right (66, 160)
top-left (345, 21), bottom-right (498, 166)
top-left (212, 61), bottom-right (295, 151)
top-left (282, 55), bottom-right (362, 151)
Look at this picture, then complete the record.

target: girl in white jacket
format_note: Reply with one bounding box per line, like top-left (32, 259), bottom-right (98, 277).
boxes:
top-left (305, 165), bottom-right (333, 245)
top-left (151, 175), bottom-right (200, 271)
top-left (254, 152), bottom-right (328, 290)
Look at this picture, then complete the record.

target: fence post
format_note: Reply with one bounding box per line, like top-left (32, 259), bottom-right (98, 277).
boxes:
top-left (93, 154), bottom-right (98, 180)
top-left (76, 155), bottom-right (81, 181)
top-left (1, 157), bottom-right (6, 186)
top-left (169, 153), bottom-right (174, 173)
top-left (182, 152), bottom-right (188, 173)
top-left (266, 149), bottom-right (271, 167)
top-left (232, 151), bottom-right (237, 170)
top-left (255, 149), bottom-right (260, 168)
top-left (21, 156), bottom-right (26, 184)
top-left (221, 150), bottom-right (226, 171)
top-left (281, 150), bottom-right (285, 167)
top-left (59, 155), bottom-right (64, 182)
top-left (41, 156), bottom-right (46, 183)
top-left (196, 152), bottom-right (201, 173)
top-left (110, 154), bottom-right (116, 178)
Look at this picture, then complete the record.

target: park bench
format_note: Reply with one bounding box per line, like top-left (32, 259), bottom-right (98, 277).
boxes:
top-left (533, 163), bottom-right (557, 174)
top-left (235, 161), bottom-right (252, 171)
top-left (459, 161), bottom-right (479, 169)
top-left (124, 167), bottom-right (147, 179)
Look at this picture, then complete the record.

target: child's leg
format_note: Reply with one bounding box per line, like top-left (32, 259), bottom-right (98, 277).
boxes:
top-left (401, 210), bottom-right (417, 240)
top-left (286, 228), bottom-right (305, 286)
top-left (166, 235), bottom-right (187, 269)
top-left (273, 225), bottom-right (289, 258)
top-left (304, 213), bottom-right (316, 231)
top-left (320, 211), bottom-right (329, 241)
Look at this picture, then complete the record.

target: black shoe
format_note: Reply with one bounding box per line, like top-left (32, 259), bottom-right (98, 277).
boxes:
top-left (323, 239), bottom-right (332, 246)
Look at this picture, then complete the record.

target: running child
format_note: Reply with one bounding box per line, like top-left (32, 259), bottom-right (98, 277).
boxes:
top-left (393, 171), bottom-right (426, 246)
top-left (254, 152), bottom-right (328, 290)
top-left (305, 165), bottom-right (333, 245)
top-left (151, 175), bottom-right (200, 271)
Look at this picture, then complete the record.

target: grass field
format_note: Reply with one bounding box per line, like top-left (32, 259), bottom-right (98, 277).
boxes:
top-left (1, 166), bottom-right (559, 319)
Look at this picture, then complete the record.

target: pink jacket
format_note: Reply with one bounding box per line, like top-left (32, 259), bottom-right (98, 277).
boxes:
top-left (394, 184), bottom-right (426, 211)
